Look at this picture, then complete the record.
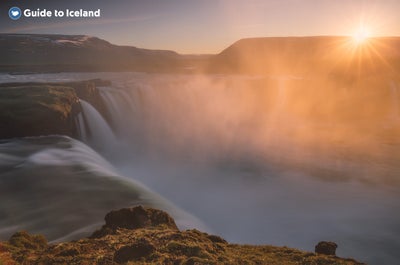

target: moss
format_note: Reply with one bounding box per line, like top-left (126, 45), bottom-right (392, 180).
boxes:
top-left (0, 208), bottom-right (365, 265)
top-left (8, 231), bottom-right (47, 251)
top-left (165, 241), bottom-right (205, 258)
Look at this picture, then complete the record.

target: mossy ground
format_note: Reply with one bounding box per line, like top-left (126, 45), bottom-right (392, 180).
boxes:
top-left (0, 227), bottom-right (364, 265)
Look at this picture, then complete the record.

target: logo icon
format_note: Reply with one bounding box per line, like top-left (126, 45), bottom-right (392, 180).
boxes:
top-left (9, 7), bottom-right (22, 20)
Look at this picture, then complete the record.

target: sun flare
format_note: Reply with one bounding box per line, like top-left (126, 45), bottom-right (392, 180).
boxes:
top-left (352, 27), bottom-right (371, 45)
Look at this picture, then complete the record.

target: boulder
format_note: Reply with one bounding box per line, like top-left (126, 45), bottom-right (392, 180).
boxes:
top-left (315, 241), bottom-right (337, 255)
top-left (91, 206), bottom-right (178, 238)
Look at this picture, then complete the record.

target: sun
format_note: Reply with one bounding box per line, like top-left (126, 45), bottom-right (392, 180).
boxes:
top-left (352, 27), bottom-right (371, 45)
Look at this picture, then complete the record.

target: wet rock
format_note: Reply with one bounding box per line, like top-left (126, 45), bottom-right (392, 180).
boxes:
top-left (114, 240), bottom-right (156, 263)
top-left (315, 241), bottom-right (337, 255)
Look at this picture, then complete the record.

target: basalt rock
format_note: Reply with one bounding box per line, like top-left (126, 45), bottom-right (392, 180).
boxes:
top-left (91, 206), bottom-right (178, 238)
top-left (315, 241), bottom-right (338, 255)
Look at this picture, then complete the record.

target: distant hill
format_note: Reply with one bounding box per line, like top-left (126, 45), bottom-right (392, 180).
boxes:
top-left (0, 34), bottom-right (185, 73)
top-left (1, 34), bottom-right (399, 76)
top-left (208, 36), bottom-right (400, 77)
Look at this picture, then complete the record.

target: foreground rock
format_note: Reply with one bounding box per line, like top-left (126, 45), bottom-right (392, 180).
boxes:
top-left (315, 241), bottom-right (338, 256)
top-left (0, 79), bottom-right (109, 139)
top-left (0, 206), bottom-right (365, 265)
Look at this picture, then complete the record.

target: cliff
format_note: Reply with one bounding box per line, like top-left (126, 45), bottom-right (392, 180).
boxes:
top-left (0, 206), bottom-right (364, 265)
top-left (0, 79), bottom-right (109, 139)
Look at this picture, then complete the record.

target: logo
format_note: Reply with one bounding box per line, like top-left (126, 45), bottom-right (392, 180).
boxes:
top-left (9, 7), bottom-right (22, 20)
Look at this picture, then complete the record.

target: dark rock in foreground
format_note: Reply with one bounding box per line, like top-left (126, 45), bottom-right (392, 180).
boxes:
top-left (315, 241), bottom-right (338, 255)
top-left (91, 206), bottom-right (178, 238)
top-left (0, 206), bottom-right (365, 265)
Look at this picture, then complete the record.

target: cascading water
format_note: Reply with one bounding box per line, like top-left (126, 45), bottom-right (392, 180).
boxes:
top-left (78, 99), bottom-right (117, 152)
top-left (75, 112), bottom-right (87, 140)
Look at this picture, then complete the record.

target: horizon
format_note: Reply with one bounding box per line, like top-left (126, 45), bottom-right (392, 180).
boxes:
top-left (2, 32), bottom-right (400, 55)
top-left (1, 0), bottom-right (399, 53)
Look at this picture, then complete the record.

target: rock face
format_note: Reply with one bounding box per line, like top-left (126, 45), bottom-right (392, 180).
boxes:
top-left (0, 79), bottom-right (109, 139)
top-left (315, 241), bottom-right (338, 255)
top-left (0, 207), bottom-right (365, 265)
top-left (0, 84), bottom-right (80, 139)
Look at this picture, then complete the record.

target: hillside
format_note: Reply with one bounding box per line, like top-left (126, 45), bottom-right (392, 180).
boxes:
top-left (1, 34), bottom-right (399, 76)
top-left (0, 207), bottom-right (364, 265)
top-left (0, 34), bottom-right (185, 73)
top-left (208, 36), bottom-right (400, 77)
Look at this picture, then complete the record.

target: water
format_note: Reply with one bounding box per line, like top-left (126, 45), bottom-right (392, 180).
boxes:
top-left (0, 136), bottom-right (207, 242)
top-left (79, 99), bottom-right (117, 151)
top-left (0, 72), bottom-right (399, 264)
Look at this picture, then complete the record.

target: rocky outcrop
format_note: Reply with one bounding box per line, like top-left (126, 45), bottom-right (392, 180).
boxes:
top-left (315, 241), bottom-right (338, 256)
top-left (0, 83), bottom-right (80, 139)
top-left (91, 206), bottom-right (178, 238)
top-left (0, 206), bottom-right (365, 265)
top-left (0, 79), bottom-right (109, 139)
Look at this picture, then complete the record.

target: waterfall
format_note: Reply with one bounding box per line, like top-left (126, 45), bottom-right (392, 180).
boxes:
top-left (98, 86), bottom-right (139, 133)
top-left (78, 99), bottom-right (117, 151)
top-left (75, 112), bottom-right (87, 140)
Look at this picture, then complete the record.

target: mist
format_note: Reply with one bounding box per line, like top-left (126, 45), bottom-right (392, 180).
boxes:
top-left (1, 71), bottom-right (399, 264)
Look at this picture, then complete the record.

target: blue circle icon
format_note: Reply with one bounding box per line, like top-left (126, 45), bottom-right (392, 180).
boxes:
top-left (9, 7), bottom-right (22, 20)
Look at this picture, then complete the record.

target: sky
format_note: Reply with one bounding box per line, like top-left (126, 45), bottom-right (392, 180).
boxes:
top-left (0, 0), bottom-right (399, 54)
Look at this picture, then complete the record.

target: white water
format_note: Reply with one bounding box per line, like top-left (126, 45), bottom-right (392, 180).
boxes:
top-left (0, 72), bottom-right (399, 264)
top-left (79, 99), bottom-right (117, 152)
